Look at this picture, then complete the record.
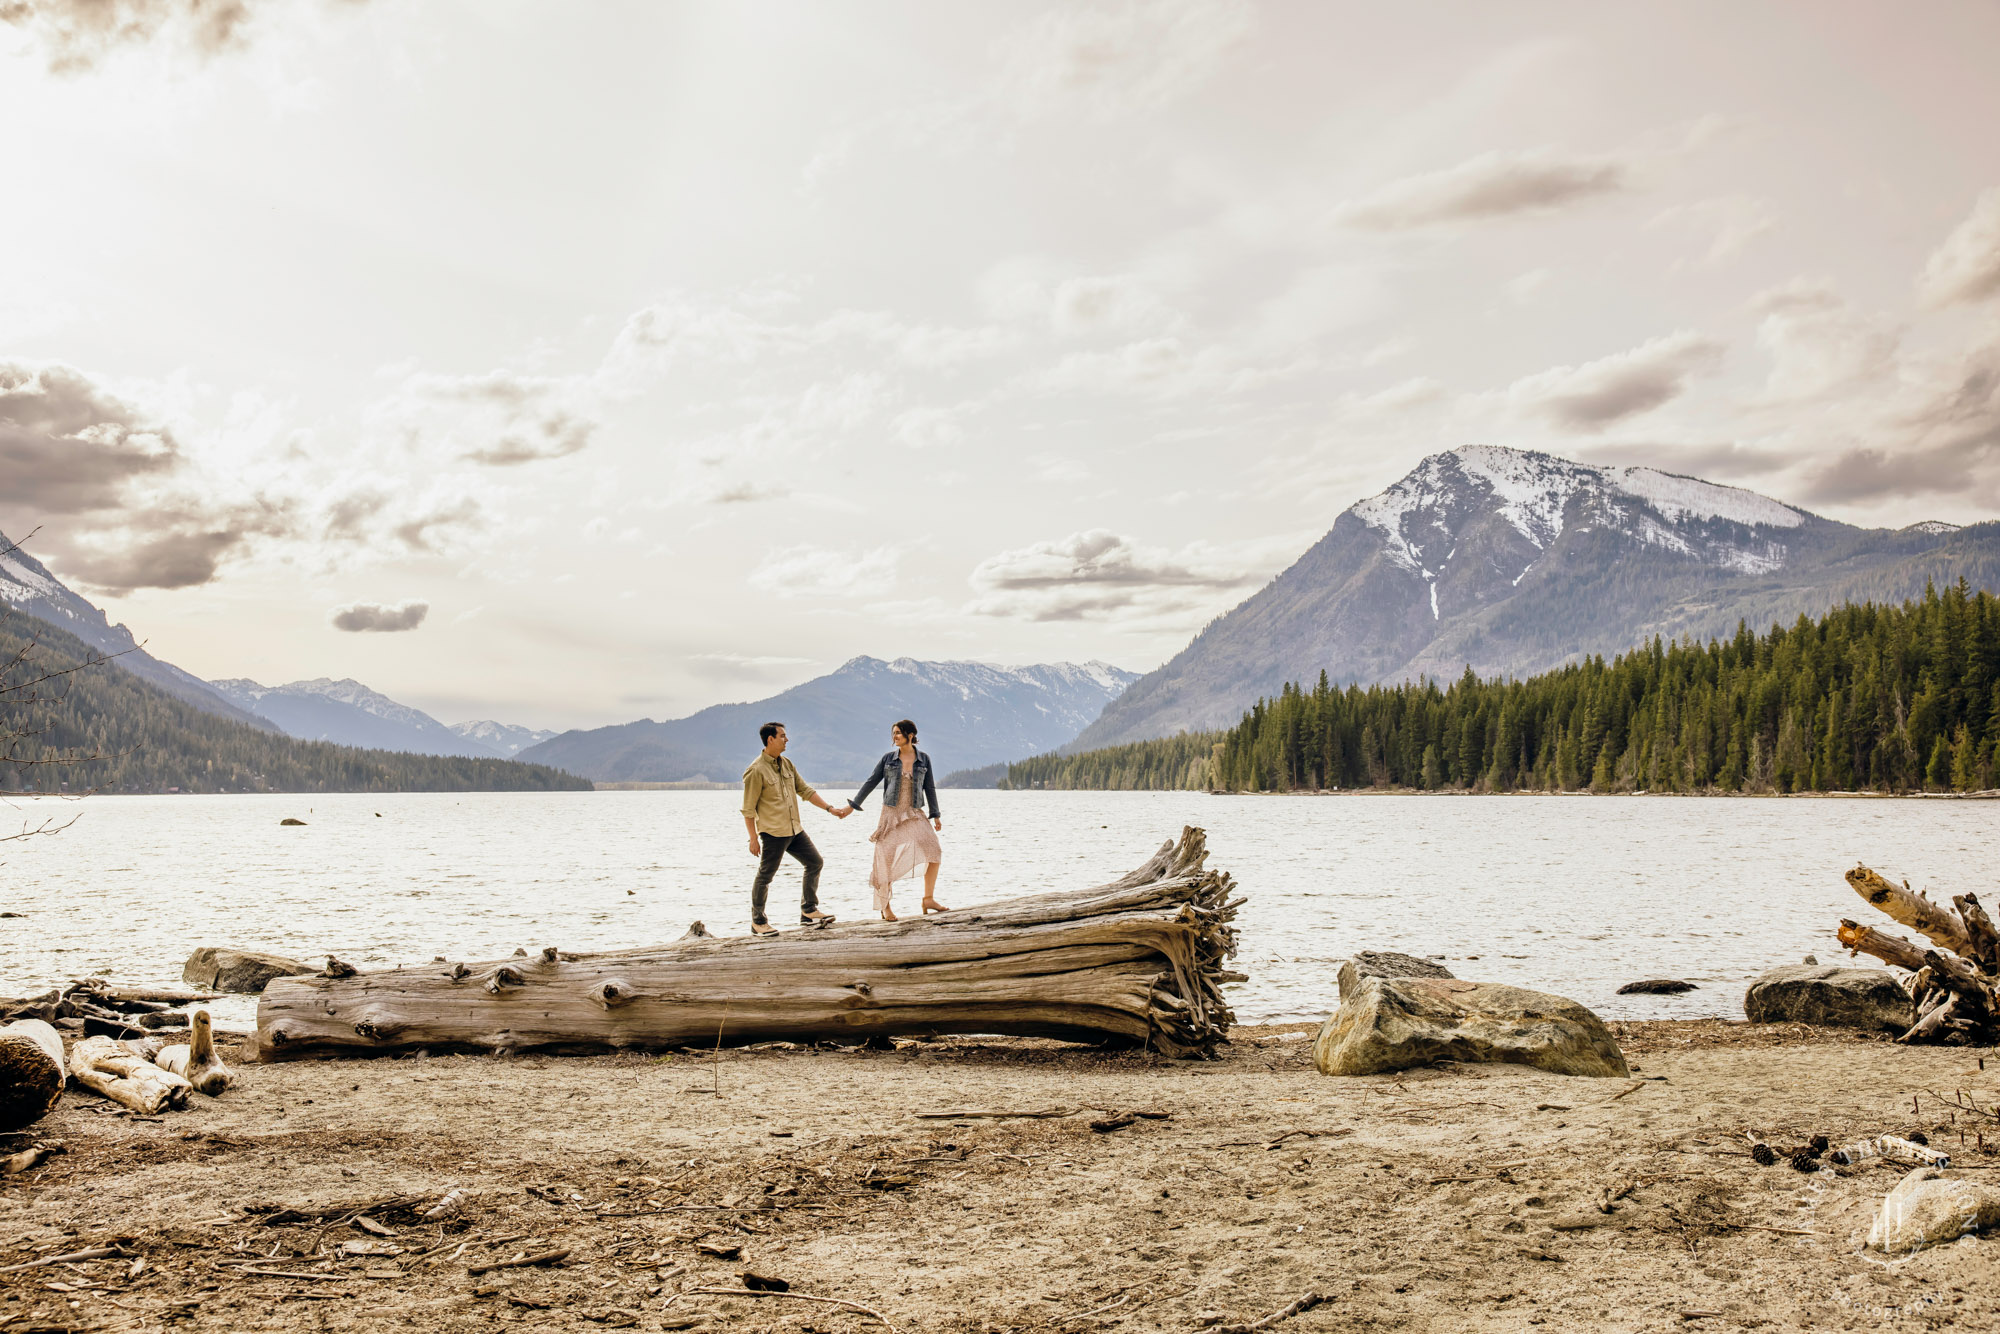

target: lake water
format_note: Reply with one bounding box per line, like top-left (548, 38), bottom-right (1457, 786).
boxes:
top-left (3, 790), bottom-right (1993, 1030)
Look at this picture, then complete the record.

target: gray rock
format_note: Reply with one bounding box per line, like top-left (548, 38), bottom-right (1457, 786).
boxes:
top-left (182, 947), bottom-right (313, 994)
top-left (1617, 979), bottom-right (1697, 995)
top-left (1315, 976), bottom-right (1630, 1079)
top-left (1338, 951), bottom-right (1455, 999)
top-left (1743, 965), bottom-right (1911, 1033)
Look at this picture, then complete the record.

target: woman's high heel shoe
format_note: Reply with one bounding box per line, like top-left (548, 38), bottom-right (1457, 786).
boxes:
top-left (921, 898), bottom-right (948, 914)
top-left (880, 906), bottom-right (898, 922)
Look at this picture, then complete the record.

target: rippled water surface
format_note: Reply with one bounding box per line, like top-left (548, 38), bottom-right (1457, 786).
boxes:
top-left (5, 790), bottom-right (1994, 1028)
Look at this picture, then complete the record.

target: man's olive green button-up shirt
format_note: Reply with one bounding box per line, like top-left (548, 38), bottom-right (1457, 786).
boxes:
top-left (741, 753), bottom-right (817, 837)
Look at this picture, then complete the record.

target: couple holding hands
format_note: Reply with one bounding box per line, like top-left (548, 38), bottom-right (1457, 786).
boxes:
top-left (739, 718), bottom-right (946, 936)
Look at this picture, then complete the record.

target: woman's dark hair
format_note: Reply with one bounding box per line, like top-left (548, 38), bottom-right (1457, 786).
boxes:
top-left (759, 721), bottom-right (785, 744)
top-left (893, 719), bottom-right (918, 742)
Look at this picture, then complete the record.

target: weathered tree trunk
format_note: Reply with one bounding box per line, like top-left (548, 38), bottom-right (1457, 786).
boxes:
top-left (258, 827), bottom-right (1242, 1061)
top-left (1842, 864), bottom-right (1999, 1045)
top-left (0, 1020), bottom-right (65, 1132)
top-left (1844, 866), bottom-right (1973, 956)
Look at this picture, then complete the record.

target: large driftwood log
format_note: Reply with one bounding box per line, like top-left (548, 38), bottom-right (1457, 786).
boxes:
top-left (1842, 864), bottom-right (1999, 1045)
top-left (0, 1020), bottom-right (65, 1132)
top-left (258, 827), bottom-right (1241, 1061)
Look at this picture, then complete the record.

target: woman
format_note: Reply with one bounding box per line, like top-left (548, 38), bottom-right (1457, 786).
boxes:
top-left (843, 719), bottom-right (945, 920)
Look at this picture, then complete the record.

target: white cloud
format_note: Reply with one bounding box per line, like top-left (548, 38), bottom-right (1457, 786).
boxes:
top-left (1919, 187), bottom-right (2000, 307)
top-left (996, 0), bottom-right (1253, 121)
top-left (1332, 148), bottom-right (1631, 230)
top-left (1508, 331), bottom-right (1724, 428)
top-left (748, 544), bottom-right (903, 599)
top-left (1505, 268), bottom-right (1551, 303)
top-left (1649, 195), bottom-right (1776, 267)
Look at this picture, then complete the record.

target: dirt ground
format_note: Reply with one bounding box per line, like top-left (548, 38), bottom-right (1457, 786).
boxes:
top-left (3, 1020), bottom-right (1998, 1333)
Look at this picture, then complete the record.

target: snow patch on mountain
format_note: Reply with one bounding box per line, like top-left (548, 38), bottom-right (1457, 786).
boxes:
top-left (1351, 447), bottom-right (1811, 577)
top-left (1606, 466), bottom-right (1805, 528)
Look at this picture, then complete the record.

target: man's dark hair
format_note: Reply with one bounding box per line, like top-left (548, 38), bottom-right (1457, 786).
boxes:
top-left (894, 718), bottom-right (918, 742)
top-left (759, 722), bottom-right (785, 745)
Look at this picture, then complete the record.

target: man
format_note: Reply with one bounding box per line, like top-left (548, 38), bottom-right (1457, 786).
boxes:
top-left (741, 721), bottom-right (846, 936)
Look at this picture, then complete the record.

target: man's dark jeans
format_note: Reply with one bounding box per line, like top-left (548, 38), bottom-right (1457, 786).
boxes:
top-left (752, 831), bottom-right (823, 924)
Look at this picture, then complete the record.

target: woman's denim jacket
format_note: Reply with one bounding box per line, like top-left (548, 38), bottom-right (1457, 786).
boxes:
top-left (851, 748), bottom-right (940, 820)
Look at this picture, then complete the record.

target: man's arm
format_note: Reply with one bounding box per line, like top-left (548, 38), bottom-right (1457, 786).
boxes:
top-left (742, 771), bottom-right (764, 855)
top-left (792, 766), bottom-right (847, 817)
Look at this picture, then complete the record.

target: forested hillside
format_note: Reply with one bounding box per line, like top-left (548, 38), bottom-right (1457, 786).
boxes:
top-left (0, 610), bottom-right (591, 794)
top-left (1006, 583), bottom-right (2000, 796)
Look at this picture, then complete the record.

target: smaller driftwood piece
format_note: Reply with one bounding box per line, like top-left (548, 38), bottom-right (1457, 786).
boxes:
top-left (1839, 865), bottom-right (2000, 1045)
top-left (68, 1036), bottom-right (193, 1114)
top-left (257, 827), bottom-right (1242, 1060)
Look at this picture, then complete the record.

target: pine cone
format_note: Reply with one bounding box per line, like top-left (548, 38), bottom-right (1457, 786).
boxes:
top-left (1808, 1134), bottom-right (1829, 1155)
top-left (1751, 1143), bottom-right (1777, 1166)
top-left (1908, 1131), bottom-right (1929, 1146)
top-left (1790, 1150), bottom-right (1819, 1173)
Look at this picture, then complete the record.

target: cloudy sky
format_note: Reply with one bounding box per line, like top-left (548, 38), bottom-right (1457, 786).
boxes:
top-left (4, 0), bottom-right (2000, 730)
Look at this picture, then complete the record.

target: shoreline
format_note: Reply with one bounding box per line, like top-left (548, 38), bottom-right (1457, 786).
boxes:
top-left (5, 1020), bottom-right (1996, 1332)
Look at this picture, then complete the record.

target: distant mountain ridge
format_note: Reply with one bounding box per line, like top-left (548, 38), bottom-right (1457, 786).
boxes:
top-left (520, 656), bottom-right (1140, 782)
top-left (449, 719), bottom-right (557, 757)
top-left (209, 677), bottom-right (507, 759)
top-left (1, 530), bottom-right (275, 730)
top-left (0, 609), bottom-right (589, 794)
top-left (1074, 446), bottom-right (2000, 749)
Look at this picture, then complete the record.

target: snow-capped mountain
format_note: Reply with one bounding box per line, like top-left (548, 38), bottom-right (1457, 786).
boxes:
top-left (449, 719), bottom-right (557, 757)
top-left (0, 529), bottom-right (275, 730)
top-left (1074, 446), bottom-right (2000, 749)
top-left (519, 656), bottom-right (1140, 783)
top-left (210, 677), bottom-right (504, 759)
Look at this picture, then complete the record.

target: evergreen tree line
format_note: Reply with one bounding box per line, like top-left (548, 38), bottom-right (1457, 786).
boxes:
top-left (1, 610), bottom-right (591, 795)
top-left (1005, 582), bottom-right (2000, 795)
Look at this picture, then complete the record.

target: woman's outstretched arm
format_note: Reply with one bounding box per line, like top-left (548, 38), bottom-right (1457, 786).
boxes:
top-left (921, 752), bottom-right (941, 820)
top-left (850, 752), bottom-right (889, 810)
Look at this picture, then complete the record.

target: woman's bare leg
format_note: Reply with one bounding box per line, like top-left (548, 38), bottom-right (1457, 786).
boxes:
top-left (921, 862), bottom-right (946, 912)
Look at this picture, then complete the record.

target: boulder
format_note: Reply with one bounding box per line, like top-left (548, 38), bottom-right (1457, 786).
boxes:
top-left (1337, 951), bottom-right (1454, 999)
top-left (182, 947), bottom-right (312, 995)
top-left (1868, 1167), bottom-right (2000, 1252)
top-left (1315, 976), bottom-right (1630, 1079)
top-left (1617, 979), bottom-right (1697, 995)
top-left (1743, 965), bottom-right (1911, 1033)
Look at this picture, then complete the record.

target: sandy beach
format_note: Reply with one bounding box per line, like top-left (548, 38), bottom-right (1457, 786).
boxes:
top-left (3, 1020), bottom-right (1997, 1333)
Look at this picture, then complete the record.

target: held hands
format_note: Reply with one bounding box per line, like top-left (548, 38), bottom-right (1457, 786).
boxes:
top-left (831, 804), bottom-right (853, 819)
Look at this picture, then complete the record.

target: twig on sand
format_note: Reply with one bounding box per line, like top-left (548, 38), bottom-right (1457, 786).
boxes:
top-left (1607, 1081), bottom-right (1647, 1102)
top-left (0, 1246), bottom-right (132, 1273)
top-left (915, 1108), bottom-right (1071, 1120)
top-left (236, 1268), bottom-right (356, 1281)
top-left (685, 1285), bottom-right (897, 1332)
top-left (1069, 1286), bottom-right (1142, 1320)
top-left (1216, 1291), bottom-right (1323, 1334)
top-left (466, 1248), bottom-right (570, 1275)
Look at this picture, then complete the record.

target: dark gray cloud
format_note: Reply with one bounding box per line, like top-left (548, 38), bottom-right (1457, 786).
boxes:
top-left (1799, 340), bottom-right (2000, 505)
top-left (0, 359), bottom-right (296, 593)
top-left (1508, 331), bottom-right (1723, 428)
top-left (0, 360), bottom-right (177, 512)
top-left (1333, 149), bottom-right (1629, 230)
top-left (968, 529), bottom-right (1258, 622)
top-left (0, 0), bottom-right (256, 71)
top-left (329, 599), bottom-right (428, 633)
